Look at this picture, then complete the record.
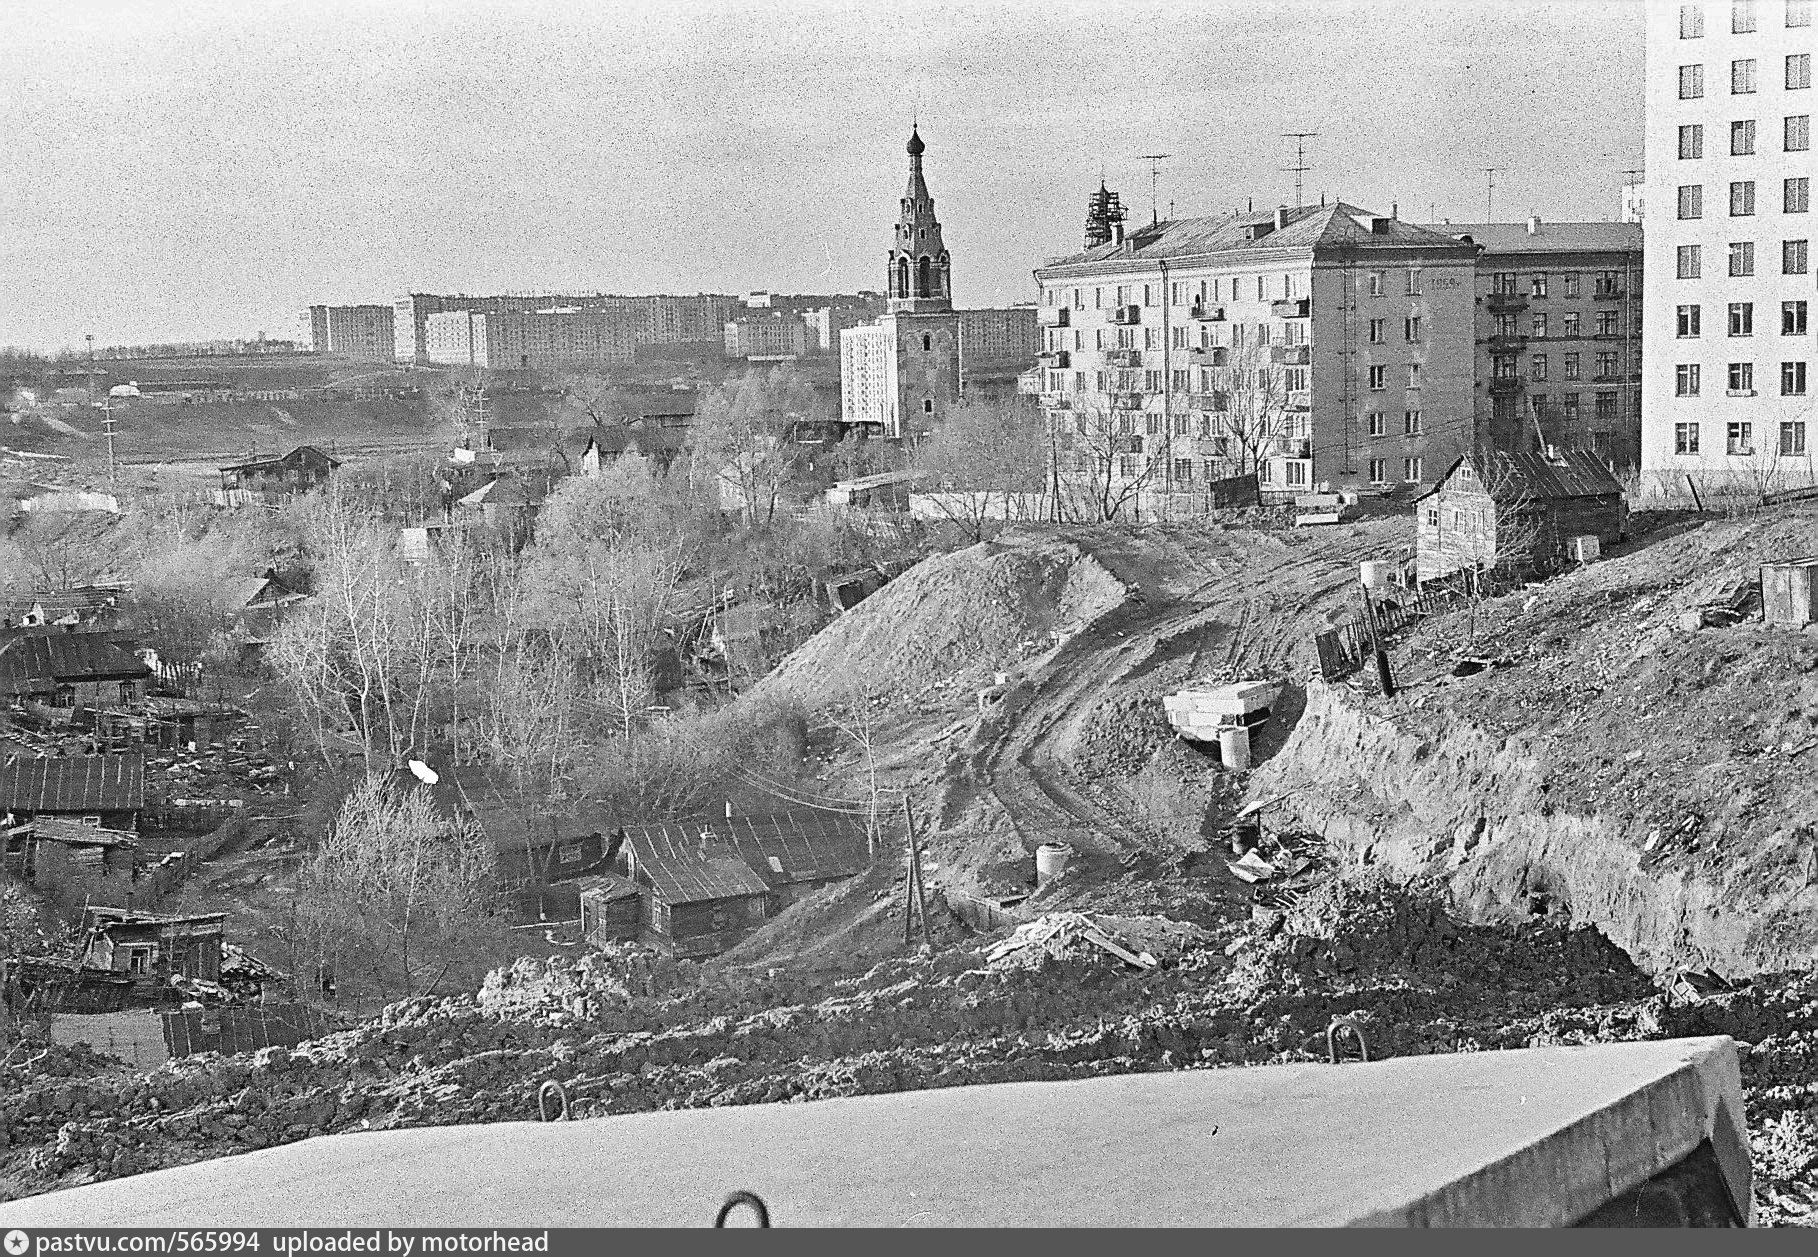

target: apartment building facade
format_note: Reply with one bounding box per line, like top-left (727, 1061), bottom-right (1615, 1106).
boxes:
top-left (956, 306), bottom-right (1041, 366)
top-left (724, 313), bottom-right (810, 360)
top-left (1031, 203), bottom-right (1478, 495)
top-left (304, 305), bottom-right (396, 361)
top-left (424, 309), bottom-right (638, 370)
top-left (396, 293), bottom-right (736, 363)
top-left (1643, 0), bottom-right (1818, 493)
top-left (1421, 219), bottom-right (1644, 467)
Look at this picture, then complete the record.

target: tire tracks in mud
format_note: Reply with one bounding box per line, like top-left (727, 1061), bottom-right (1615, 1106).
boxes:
top-left (965, 527), bottom-right (1391, 859)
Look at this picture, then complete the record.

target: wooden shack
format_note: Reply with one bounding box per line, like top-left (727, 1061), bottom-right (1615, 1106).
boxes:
top-left (0, 753), bottom-right (145, 830)
top-left (1414, 449), bottom-right (1626, 583)
top-left (1762, 558), bottom-right (1818, 627)
top-left (81, 907), bottom-right (225, 991)
top-left (218, 445), bottom-right (340, 497)
top-left (576, 874), bottom-right (643, 948)
top-left (619, 827), bottom-right (773, 959)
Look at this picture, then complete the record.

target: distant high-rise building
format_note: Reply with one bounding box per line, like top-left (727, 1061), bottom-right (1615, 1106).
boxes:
top-left (424, 309), bottom-right (637, 370)
top-left (395, 293), bottom-right (737, 364)
top-left (304, 304), bottom-right (395, 361)
top-left (1641, 0), bottom-right (1817, 494)
top-left (724, 313), bottom-right (810, 360)
top-left (838, 128), bottom-right (962, 439)
top-left (956, 306), bottom-right (1041, 366)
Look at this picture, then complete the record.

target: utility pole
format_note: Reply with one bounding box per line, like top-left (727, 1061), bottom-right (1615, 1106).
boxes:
top-left (1138, 153), bottom-right (1172, 224)
top-left (85, 333), bottom-right (95, 406)
top-left (1480, 166), bottom-right (1508, 223)
top-left (1282, 132), bottom-right (1319, 209)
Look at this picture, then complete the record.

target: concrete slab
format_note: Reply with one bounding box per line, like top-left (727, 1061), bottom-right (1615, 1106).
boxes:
top-left (0, 1036), bottom-right (1750, 1228)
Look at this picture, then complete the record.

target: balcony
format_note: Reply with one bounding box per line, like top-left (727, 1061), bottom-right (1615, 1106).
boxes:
top-left (1106, 348), bottom-right (1143, 368)
top-left (1593, 287), bottom-right (1631, 301)
top-left (1040, 306), bottom-right (1071, 327)
top-left (1111, 304), bottom-right (1142, 325)
top-left (1044, 395), bottom-right (1073, 410)
top-left (1286, 390), bottom-right (1313, 411)
top-left (1485, 334), bottom-right (1527, 354)
top-left (1591, 330), bottom-right (1625, 341)
top-left (1486, 291), bottom-right (1528, 313)
top-left (1278, 438), bottom-right (1313, 459)
top-left (1189, 391), bottom-right (1229, 411)
top-left (1190, 303), bottom-right (1227, 322)
top-left (1110, 392), bottom-right (1146, 410)
top-left (1038, 349), bottom-right (1071, 368)
top-left (1270, 344), bottom-right (1310, 365)
top-left (1189, 345), bottom-right (1229, 366)
top-left (1489, 377), bottom-right (1525, 394)
top-left (1271, 297), bottom-right (1311, 319)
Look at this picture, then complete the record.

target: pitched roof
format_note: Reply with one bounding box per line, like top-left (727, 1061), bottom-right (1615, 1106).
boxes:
top-left (457, 476), bottom-right (539, 508)
top-left (29, 817), bottom-right (138, 847)
top-left (1414, 222), bottom-right (1643, 256)
top-left (622, 825), bottom-right (772, 905)
top-left (1038, 203), bottom-right (1475, 274)
top-left (218, 445), bottom-right (341, 474)
top-left (0, 630), bottom-right (151, 696)
top-left (716, 811), bottom-right (872, 887)
top-left (1419, 448), bottom-right (1626, 504)
top-left (0, 754), bottom-right (145, 814)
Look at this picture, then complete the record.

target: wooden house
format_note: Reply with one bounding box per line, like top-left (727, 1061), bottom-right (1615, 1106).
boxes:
top-left (0, 753), bottom-right (145, 830)
top-left (715, 811), bottom-right (874, 908)
top-left (217, 445), bottom-right (340, 497)
top-left (0, 629), bottom-right (153, 707)
top-left (81, 907), bottom-right (225, 990)
top-left (3, 815), bottom-right (138, 891)
top-left (1414, 449), bottom-right (1626, 583)
top-left (619, 826), bottom-right (773, 959)
top-left (576, 874), bottom-right (643, 948)
top-left (575, 426), bottom-right (686, 476)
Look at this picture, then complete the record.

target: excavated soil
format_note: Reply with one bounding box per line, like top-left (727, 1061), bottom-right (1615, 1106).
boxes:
top-left (4, 875), bottom-right (1814, 1223)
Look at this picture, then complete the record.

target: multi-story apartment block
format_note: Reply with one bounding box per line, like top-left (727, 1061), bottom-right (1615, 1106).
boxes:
top-left (956, 306), bottom-right (1041, 366)
top-left (1031, 203), bottom-right (1478, 495)
top-left (1643, 0), bottom-right (1818, 493)
top-left (424, 309), bottom-right (637, 370)
top-left (1420, 219), bottom-right (1644, 467)
top-left (303, 305), bottom-right (395, 361)
top-left (838, 128), bottom-right (962, 439)
top-left (724, 313), bottom-right (810, 360)
top-left (396, 293), bottom-right (736, 363)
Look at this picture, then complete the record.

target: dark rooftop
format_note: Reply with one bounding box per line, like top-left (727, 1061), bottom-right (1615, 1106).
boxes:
top-left (0, 754), bottom-right (145, 815)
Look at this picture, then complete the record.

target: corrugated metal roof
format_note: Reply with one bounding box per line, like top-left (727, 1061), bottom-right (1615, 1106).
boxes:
top-left (1418, 449), bottom-right (1626, 504)
top-left (1415, 222), bottom-right (1642, 255)
top-left (1038, 203), bottom-right (1474, 274)
top-left (0, 630), bottom-right (151, 693)
top-left (0, 754), bottom-right (145, 814)
top-left (623, 825), bottom-right (771, 905)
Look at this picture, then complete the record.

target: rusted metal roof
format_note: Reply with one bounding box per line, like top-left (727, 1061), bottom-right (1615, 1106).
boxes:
top-left (0, 754), bottom-right (145, 814)
top-left (622, 825), bottom-right (771, 906)
top-left (0, 630), bottom-right (151, 695)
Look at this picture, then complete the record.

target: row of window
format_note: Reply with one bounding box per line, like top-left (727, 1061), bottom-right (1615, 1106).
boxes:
top-left (1674, 239), bottom-right (1811, 276)
top-left (1499, 393), bottom-right (1625, 424)
top-left (1042, 270), bottom-right (1427, 309)
top-left (1673, 420), bottom-right (1807, 457)
top-left (1496, 311), bottom-right (1625, 338)
top-left (1681, 1), bottom-right (1813, 38)
top-left (1487, 271), bottom-right (1627, 298)
top-left (1494, 351), bottom-right (1627, 381)
top-left (1062, 412), bottom-right (1314, 440)
top-left (1675, 299), bottom-right (1809, 336)
top-left (1045, 367), bottom-right (1313, 394)
top-left (1676, 117), bottom-right (1808, 158)
top-left (1673, 360), bottom-right (1809, 394)
top-left (1678, 176), bottom-right (1812, 219)
top-left (1679, 54), bottom-right (1811, 98)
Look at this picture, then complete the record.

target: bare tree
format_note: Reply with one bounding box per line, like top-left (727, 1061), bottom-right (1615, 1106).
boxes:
top-left (290, 776), bottom-right (500, 998)
top-left (1443, 454), bottom-right (1544, 646)
top-left (691, 364), bottom-right (816, 525)
top-left (911, 396), bottom-right (1046, 541)
top-left (1219, 341), bottom-right (1296, 478)
top-left (1054, 405), bottom-right (1162, 523)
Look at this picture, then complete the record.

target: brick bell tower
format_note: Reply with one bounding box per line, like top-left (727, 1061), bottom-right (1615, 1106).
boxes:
top-left (887, 126), bottom-right (953, 315)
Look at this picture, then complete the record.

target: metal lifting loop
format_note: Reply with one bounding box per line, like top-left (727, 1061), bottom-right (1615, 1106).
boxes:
top-left (1327, 1015), bottom-right (1369, 1064)
top-left (715, 1190), bottom-right (772, 1228)
top-left (537, 1079), bottom-right (570, 1122)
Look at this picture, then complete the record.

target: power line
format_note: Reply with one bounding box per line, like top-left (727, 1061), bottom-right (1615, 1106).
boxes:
top-left (1283, 133), bottom-right (1319, 210)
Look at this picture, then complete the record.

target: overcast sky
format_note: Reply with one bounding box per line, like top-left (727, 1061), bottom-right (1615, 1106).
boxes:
top-left (0, 0), bottom-right (1645, 352)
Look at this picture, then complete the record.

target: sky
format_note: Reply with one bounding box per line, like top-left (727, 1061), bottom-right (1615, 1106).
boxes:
top-left (0, 0), bottom-right (1647, 352)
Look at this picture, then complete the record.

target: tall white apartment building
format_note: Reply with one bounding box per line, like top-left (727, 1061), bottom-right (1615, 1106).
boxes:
top-left (1643, 0), bottom-right (1818, 493)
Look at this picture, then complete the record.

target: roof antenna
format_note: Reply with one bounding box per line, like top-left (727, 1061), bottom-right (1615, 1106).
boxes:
top-left (1139, 153), bottom-right (1171, 224)
top-left (1282, 132), bottom-right (1319, 209)
top-left (1480, 166), bottom-right (1508, 223)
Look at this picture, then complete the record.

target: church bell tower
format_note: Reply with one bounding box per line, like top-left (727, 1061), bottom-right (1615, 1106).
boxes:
top-left (886, 127), bottom-right (953, 314)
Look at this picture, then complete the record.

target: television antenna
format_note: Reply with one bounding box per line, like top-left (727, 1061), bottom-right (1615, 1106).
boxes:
top-left (1283, 132), bottom-right (1319, 209)
top-left (1480, 166), bottom-right (1508, 223)
top-left (1138, 153), bottom-right (1172, 224)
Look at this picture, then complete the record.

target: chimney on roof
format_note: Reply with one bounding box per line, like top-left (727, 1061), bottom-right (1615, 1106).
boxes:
top-left (1247, 197), bottom-right (1254, 213)
top-left (1275, 205), bottom-right (1291, 231)
top-left (1391, 202), bottom-right (1399, 219)
top-left (1527, 215), bottom-right (1541, 235)
top-left (1111, 220), bottom-right (1125, 247)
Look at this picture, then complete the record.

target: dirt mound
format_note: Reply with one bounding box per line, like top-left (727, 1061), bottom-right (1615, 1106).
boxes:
top-left (753, 538), bottom-right (1125, 709)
